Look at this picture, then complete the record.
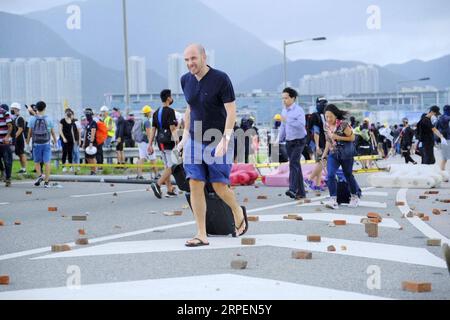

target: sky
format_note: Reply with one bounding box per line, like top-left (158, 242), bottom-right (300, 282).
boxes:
top-left (2, 0), bottom-right (450, 65)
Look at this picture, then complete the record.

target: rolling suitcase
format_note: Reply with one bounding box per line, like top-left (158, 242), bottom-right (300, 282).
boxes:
top-left (172, 163), bottom-right (237, 237)
top-left (336, 170), bottom-right (362, 204)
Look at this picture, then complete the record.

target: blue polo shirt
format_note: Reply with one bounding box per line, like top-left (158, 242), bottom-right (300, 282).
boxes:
top-left (181, 67), bottom-right (235, 142)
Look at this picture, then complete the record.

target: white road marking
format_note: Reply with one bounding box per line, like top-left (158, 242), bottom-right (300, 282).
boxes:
top-left (297, 201), bottom-right (387, 209)
top-left (70, 189), bottom-right (147, 198)
top-left (32, 234), bottom-right (447, 269)
top-left (363, 191), bottom-right (388, 197)
top-left (258, 213), bottom-right (401, 229)
top-left (0, 221), bottom-right (195, 261)
top-left (0, 274), bottom-right (389, 300)
top-left (397, 188), bottom-right (449, 245)
top-left (0, 202), bottom-right (9, 205)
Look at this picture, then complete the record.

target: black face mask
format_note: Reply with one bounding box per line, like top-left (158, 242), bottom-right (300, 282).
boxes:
top-left (169, 98), bottom-right (174, 106)
top-left (85, 114), bottom-right (93, 122)
top-left (11, 110), bottom-right (15, 115)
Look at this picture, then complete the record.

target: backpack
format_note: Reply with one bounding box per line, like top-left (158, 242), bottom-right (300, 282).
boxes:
top-left (131, 119), bottom-right (147, 143)
top-left (32, 116), bottom-right (50, 144)
top-left (96, 121), bottom-right (108, 145)
top-left (124, 120), bottom-right (133, 139)
top-left (436, 115), bottom-right (450, 140)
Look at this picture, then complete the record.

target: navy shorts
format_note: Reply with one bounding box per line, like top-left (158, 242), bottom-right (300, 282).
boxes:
top-left (183, 139), bottom-right (234, 185)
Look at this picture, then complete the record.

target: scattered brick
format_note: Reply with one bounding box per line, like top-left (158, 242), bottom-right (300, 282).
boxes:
top-left (231, 260), bottom-right (248, 270)
top-left (295, 216), bottom-right (303, 221)
top-left (307, 235), bottom-right (321, 242)
top-left (425, 191), bottom-right (439, 195)
top-left (241, 238), bottom-right (256, 245)
top-left (315, 192), bottom-right (322, 197)
top-left (419, 195), bottom-right (428, 200)
top-left (257, 195), bottom-right (268, 200)
top-left (402, 281), bottom-right (432, 293)
top-left (284, 214), bottom-right (299, 220)
top-left (0, 220), bottom-right (4, 226)
top-left (367, 212), bottom-right (382, 222)
top-left (304, 199), bottom-right (311, 203)
top-left (0, 275), bottom-right (10, 285)
top-left (243, 198), bottom-right (249, 203)
top-left (110, 184), bottom-right (115, 187)
top-left (72, 215), bottom-right (87, 221)
top-left (14, 220), bottom-right (21, 226)
top-left (254, 185), bottom-right (259, 189)
top-left (292, 250), bottom-right (312, 259)
top-left (365, 223), bottom-right (378, 237)
top-left (114, 225), bottom-right (122, 229)
top-left (76, 238), bottom-right (89, 245)
top-left (421, 215), bottom-right (430, 222)
top-left (25, 191), bottom-right (32, 195)
top-left (173, 210), bottom-right (183, 216)
top-left (48, 207), bottom-right (58, 212)
top-left (78, 229), bottom-right (86, 235)
top-left (427, 239), bottom-right (441, 246)
top-left (248, 216), bottom-right (259, 222)
top-left (51, 244), bottom-right (71, 252)
top-left (327, 245), bottom-right (336, 252)
top-left (340, 245), bottom-right (347, 251)
top-left (432, 209), bottom-right (441, 215)
top-left (440, 199), bottom-right (450, 203)
top-left (395, 201), bottom-right (405, 206)
top-left (415, 212), bottom-right (425, 218)
top-left (334, 220), bottom-right (347, 226)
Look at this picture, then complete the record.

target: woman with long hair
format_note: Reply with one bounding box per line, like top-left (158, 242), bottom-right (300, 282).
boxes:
top-left (321, 104), bottom-right (360, 209)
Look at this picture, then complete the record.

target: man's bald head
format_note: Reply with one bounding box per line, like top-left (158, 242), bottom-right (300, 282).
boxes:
top-left (184, 43), bottom-right (208, 77)
top-left (184, 43), bottom-right (206, 56)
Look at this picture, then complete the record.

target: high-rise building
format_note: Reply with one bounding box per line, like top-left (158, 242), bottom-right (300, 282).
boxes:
top-left (299, 65), bottom-right (379, 96)
top-left (128, 56), bottom-right (147, 94)
top-left (0, 59), bottom-right (11, 103)
top-left (168, 53), bottom-right (185, 94)
top-left (10, 58), bottom-right (27, 103)
top-left (0, 57), bottom-right (82, 121)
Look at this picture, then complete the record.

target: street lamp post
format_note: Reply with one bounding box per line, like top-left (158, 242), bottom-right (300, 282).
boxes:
top-left (122, 0), bottom-right (130, 114)
top-left (396, 77), bottom-right (430, 121)
top-left (283, 37), bottom-right (326, 89)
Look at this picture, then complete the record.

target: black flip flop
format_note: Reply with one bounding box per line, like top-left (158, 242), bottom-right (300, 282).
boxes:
top-left (237, 206), bottom-right (249, 237)
top-left (185, 238), bottom-right (210, 247)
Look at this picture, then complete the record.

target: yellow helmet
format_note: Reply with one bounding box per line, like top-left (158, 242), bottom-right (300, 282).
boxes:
top-left (274, 114), bottom-right (282, 121)
top-left (142, 105), bottom-right (152, 114)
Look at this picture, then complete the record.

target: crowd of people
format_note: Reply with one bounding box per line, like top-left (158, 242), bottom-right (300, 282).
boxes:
top-left (0, 89), bottom-right (184, 194)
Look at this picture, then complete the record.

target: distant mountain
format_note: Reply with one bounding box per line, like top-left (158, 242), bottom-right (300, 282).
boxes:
top-left (239, 56), bottom-right (450, 92)
top-left (26, 0), bottom-right (284, 85)
top-left (384, 55), bottom-right (450, 90)
top-left (0, 12), bottom-right (166, 106)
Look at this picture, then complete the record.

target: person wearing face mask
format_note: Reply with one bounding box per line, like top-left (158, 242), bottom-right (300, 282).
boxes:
top-left (10, 103), bottom-right (28, 174)
top-left (59, 108), bottom-right (78, 172)
top-left (398, 118), bottom-right (417, 165)
top-left (305, 97), bottom-right (328, 191)
top-left (113, 107), bottom-right (126, 166)
top-left (82, 108), bottom-right (98, 175)
top-left (416, 106), bottom-right (448, 165)
top-left (436, 105), bottom-right (450, 171)
top-left (354, 118), bottom-right (377, 169)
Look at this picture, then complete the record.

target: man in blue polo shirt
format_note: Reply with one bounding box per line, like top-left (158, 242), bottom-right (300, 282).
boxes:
top-left (178, 44), bottom-right (248, 247)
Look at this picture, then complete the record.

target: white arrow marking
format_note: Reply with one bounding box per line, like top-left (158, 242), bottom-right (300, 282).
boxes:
top-left (32, 234), bottom-right (446, 269)
top-left (397, 188), bottom-right (449, 245)
top-left (0, 274), bottom-right (390, 300)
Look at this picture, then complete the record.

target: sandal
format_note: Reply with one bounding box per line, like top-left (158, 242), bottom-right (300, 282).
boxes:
top-left (185, 238), bottom-right (210, 247)
top-left (236, 206), bottom-right (248, 237)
